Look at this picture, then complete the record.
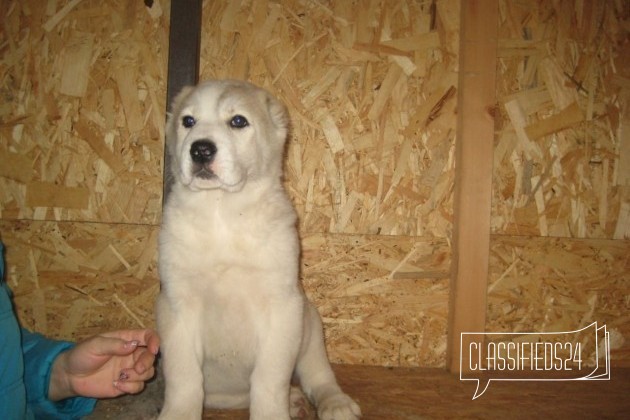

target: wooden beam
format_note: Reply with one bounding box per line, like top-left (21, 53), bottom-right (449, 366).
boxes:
top-left (447, 0), bottom-right (499, 373)
top-left (163, 0), bottom-right (203, 199)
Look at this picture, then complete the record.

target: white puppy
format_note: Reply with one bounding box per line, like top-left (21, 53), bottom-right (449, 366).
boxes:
top-left (156, 80), bottom-right (361, 420)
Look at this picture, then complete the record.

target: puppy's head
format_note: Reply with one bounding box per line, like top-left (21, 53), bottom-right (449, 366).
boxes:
top-left (166, 80), bottom-right (289, 192)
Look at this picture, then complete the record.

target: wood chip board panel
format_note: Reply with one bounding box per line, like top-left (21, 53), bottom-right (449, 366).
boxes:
top-left (0, 0), bottom-right (168, 224)
top-left (198, 0), bottom-right (460, 238)
top-left (492, 0), bottom-right (630, 239)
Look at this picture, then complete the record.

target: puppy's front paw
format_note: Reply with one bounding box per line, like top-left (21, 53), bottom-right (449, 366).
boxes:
top-left (317, 393), bottom-right (361, 420)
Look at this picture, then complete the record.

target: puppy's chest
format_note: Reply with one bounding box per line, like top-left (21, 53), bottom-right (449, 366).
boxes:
top-left (176, 207), bottom-right (269, 260)
top-left (199, 293), bottom-right (259, 364)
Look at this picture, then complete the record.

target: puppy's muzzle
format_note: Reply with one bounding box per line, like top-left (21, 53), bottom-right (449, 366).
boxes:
top-left (190, 139), bottom-right (217, 179)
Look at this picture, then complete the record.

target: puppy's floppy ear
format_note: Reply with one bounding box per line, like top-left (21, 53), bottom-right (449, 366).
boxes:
top-left (165, 85), bottom-right (195, 162)
top-left (167, 85), bottom-right (195, 121)
top-left (262, 91), bottom-right (289, 131)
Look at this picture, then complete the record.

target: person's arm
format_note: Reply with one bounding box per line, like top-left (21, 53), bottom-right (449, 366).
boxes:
top-left (1, 281), bottom-right (29, 419)
top-left (47, 329), bottom-right (159, 401)
top-left (2, 241), bottom-right (159, 419)
top-left (21, 328), bottom-right (159, 419)
top-left (1, 239), bottom-right (91, 419)
top-left (21, 329), bottom-right (97, 419)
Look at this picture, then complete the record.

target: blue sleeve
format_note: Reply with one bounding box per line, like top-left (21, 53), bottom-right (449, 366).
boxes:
top-left (1, 241), bottom-right (96, 419)
top-left (1, 279), bottom-right (28, 420)
top-left (21, 330), bottom-right (97, 419)
top-left (0, 240), bottom-right (28, 419)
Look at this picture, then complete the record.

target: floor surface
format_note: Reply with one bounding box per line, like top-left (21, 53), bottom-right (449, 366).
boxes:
top-left (89, 364), bottom-right (630, 419)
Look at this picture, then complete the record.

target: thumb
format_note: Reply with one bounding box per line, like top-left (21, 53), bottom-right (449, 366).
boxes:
top-left (90, 336), bottom-right (140, 357)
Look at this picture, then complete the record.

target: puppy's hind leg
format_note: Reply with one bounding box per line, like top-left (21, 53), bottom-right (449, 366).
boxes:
top-left (296, 303), bottom-right (361, 420)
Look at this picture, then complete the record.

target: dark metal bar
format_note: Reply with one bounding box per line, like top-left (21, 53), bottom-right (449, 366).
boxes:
top-left (163, 0), bottom-right (202, 200)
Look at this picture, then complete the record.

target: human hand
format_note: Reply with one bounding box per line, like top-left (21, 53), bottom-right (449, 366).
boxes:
top-left (48, 329), bottom-right (160, 401)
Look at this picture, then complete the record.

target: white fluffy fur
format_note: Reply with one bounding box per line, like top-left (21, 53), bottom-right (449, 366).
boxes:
top-left (156, 80), bottom-right (361, 420)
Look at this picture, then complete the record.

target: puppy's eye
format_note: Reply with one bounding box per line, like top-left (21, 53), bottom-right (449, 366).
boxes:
top-left (182, 115), bottom-right (196, 128)
top-left (229, 115), bottom-right (249, 129)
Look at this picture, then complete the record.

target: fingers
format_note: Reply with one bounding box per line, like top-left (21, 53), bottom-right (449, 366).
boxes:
top-left (97, 331), bottom-right (158, 376)
top-left (85, 335), bottom-right (141, 359)
top-left (138, 329), bottom-right (160, 355)
top-left (132, 345), bottom-right (158, 375)
top-left (82, 329), bottom-right (159, 397)
top-left (114, 380), bottom-right (145, 395)
top-left (112, 364), bottom-right (154, 395)
top-left (101, 329), bottom-right (160, 355)
top-left (113, 364), bottom-right (155, 394)
top-left (95, 336), bottom-right (158, 377)
top-left (98, 329), bottom-right (160, 375)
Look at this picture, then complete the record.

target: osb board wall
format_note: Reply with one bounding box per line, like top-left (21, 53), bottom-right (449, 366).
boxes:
top-left (487, 0), bottom-right (630, 366)
top-left (0, 220), bottom-right (450, 367)
top-left (0, 220), bottom-right (160, 341)
top-left (492, 0), bottom-right (630, 239)
top-left (2, 0), bottom-right (627, 372)
top-left (0, 1), bottom-right (167, 347)
top-left (195, 0), bottom-right (461, 367)
top-left (0, 0), bottom-right (168, 224)
top-left (199, 0), bottom-right (459, 238)
top-left (302, 234), bottom-right (450, 367)
top-left (486, 235), bottom-right (630, 366)
top-left (0, 0), bottom-right (456, 368)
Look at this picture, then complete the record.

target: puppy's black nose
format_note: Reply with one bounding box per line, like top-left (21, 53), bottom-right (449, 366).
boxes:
top-left (190, 140), bottom-right (217, 164)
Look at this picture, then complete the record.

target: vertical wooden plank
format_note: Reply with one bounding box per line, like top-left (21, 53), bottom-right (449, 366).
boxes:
top-left (163, 0), bottom-right (203, 198)
top-left (447, 0), bottom-right (498, 372)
